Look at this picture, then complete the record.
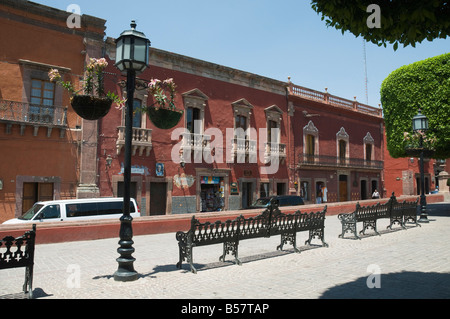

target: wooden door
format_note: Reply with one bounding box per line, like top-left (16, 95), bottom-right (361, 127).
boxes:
top-left (339, 175), bottom-right (348, 202)
top-left (22, 182), bottom-right (54, 213)
top-left (150, 182), bottom-right (167, 215)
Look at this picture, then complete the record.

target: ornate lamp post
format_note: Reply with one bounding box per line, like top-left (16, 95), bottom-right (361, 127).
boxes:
top-left (412, 109), bottom-right (429, 223)
top-left (114, 21), bottom-right (150, 281)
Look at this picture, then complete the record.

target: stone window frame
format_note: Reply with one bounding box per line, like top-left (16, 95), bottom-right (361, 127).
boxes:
top-left (336, 127), bottom-right (350, 159)
top-left (182, 88), bottom-right (209, 135)
top-left (363, 132), bottom-right (375, 162)
top-left (303, 120), bottom-right (319, 157)
top-left (19, 59), bottom-right (70, 107)
top-left (232, 98), bottom-right (254, 137)
top-left (264, 105), bottom-right (283, 144)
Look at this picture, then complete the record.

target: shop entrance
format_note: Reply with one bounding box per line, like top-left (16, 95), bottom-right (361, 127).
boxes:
top-left (200, 176), bottom-right (225, 212)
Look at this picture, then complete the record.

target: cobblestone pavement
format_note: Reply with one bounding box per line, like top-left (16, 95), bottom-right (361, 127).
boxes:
top-left (1, 203), bottom-right (450, 302)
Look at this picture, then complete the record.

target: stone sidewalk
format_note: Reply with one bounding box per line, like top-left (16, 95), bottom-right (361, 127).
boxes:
top-left (1, 203), bottom-right (450, 301)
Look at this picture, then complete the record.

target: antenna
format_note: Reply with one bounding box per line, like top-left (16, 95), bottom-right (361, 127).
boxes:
top-left (363, 39), bottom-right (368, 105)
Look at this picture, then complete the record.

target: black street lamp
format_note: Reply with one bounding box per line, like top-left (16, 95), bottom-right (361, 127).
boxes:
top-left (412, 109), bottom-right (429, 223)
top-left (114, 21), bottom-right (150, 282)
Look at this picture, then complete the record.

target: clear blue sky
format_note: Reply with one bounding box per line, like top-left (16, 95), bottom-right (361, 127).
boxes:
top-left (34, 0), bottom-right (449, 108)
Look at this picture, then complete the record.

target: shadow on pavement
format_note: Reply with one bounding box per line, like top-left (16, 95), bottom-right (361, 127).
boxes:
top-left (426, 203), bottom-right (450, 217)
top-left (320, 271), bottom-right (450, 299)
top-left (0, 288), bottom-right (53, 299)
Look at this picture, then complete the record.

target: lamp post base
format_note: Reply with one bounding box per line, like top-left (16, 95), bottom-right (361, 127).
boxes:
top-left (418, 215), bottom-right (430, 223)
top-left (114, 240), bottom-right (138, 282)
top-left (418, 194), bottom-right (429, 223)
top-left (114, 268), bottom-right (138, 282)
top-left (114, 214), bottom-right (138, 282)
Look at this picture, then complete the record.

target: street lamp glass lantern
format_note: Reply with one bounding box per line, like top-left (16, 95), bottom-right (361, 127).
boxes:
top-left (115, 20), bottom-right (150, 75)
top-left (412, 110), bottom-right (429, 132)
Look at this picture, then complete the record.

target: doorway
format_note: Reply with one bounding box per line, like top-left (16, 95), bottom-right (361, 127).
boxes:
top-left (360, 180), bottom-right (368, 200)
top-left (22, 182), bottom-right (53, 213)
top-left (242, 182), bottom-right (253, 209)
top-left (117, 181), bottom-right (137, 200)
top-left (276, 183), bottom-right (286, 196)
top-left (150, 182), bottom-right (167, 215)
top-left (371, 180), bottom-right (378, 197)
top-left (339, 175), bottom-right (348, 202)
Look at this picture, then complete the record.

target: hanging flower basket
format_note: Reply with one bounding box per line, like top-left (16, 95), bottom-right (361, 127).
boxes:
top-left (49, 58), bottom-right (126, 121)
top-left (145, 106), bottom-right (183, 129)
top-left (143, 78), bottom-right (182, 129)
top-left (404, 146), bottom-right (435, 158)
top-left (70, 95), bottom-right (113, 121)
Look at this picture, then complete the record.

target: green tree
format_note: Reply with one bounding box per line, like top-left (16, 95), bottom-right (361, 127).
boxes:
top-left (380, 53), bottom-right (450, 159)
top-left (311, 0), bottom-right (449, 50)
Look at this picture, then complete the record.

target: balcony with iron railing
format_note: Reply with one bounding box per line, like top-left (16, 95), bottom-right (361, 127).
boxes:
top-left (0, 99), bottom-right (68, 137)
top-left (288, 82), bottom-right (383, 118)
top-left (298, 154), bottom-right (383, 170)
top-left (116, 126), bottom-right (153, 156)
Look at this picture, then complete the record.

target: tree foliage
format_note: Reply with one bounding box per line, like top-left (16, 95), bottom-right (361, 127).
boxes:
top-left (380, 53), bottom-right (450, 159)
top-left (311, 0), bottom-right (449, 50)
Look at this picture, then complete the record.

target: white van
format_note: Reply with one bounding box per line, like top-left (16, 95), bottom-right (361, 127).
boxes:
top-left (2, 198), bottom-right (140, 224)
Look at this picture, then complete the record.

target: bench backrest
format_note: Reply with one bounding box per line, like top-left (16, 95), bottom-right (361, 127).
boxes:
top-left (0, 224), bottom-right (36, 270)
top-left (188, 205), bottom-right (327, 246)
top-left (353, 193), bottom-right (418, 220)
top-left (355, 202), bottom-right (380, 221)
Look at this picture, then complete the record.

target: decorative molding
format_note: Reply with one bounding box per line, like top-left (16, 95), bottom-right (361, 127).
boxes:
top-left (336, 127), bottom-right (349, 140)
top-left (303, 120), bottom-right (318, 135)
top-left (363, 132), bottom-right (374, 144)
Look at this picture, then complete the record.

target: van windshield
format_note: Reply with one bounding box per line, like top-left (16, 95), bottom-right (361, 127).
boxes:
top-left (19, 204), bottom-right (44, 220)
top-left (252, 198), bottom-right (270, 207)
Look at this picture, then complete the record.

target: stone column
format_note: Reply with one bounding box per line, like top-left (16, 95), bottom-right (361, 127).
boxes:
top-left (76, 37), bottom-right (103, 198)
top-left (437, 170), bottom-right (449, 193)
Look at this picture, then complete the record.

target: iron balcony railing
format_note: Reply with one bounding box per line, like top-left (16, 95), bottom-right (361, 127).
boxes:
top-left (0, 99), bottom-right (67, 126)
top-left (298, 154), bottom-right (383, 170)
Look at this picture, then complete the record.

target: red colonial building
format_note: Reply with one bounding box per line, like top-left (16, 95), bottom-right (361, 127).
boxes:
top-left (97, 41), bottom-right (290, 215)
top-left (0, 0), bottom-right (105, 222)
top-left (287, 80), bottom-right (385, 204)
top-left (96, 34), bottom-right (388, 215)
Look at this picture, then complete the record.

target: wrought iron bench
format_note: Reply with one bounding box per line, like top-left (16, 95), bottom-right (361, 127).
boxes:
top-left (0, 224), bottom-right (36, 298)
top-left (176, 200), bottom-right (328, 273)
top-left (338, 193), bottom-right (419, 239)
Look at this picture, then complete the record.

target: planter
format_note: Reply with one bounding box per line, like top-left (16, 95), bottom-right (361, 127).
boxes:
top-left (70, 95), bottom-right (112, 120)
top-left (145, 107), bottom-right (183, 129)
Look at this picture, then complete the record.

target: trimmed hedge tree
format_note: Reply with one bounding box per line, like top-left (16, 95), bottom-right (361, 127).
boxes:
top-left (380, 53), bottom-right (450, 159)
